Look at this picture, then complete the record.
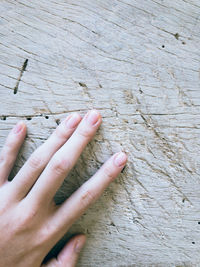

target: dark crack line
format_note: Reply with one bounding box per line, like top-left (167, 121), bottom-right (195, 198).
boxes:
top-left (14, 59), bottom-right (28, 94)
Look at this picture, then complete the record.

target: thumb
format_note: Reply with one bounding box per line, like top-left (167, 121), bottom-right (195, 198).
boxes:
top-left (43, 234), bottom-right (86, 267)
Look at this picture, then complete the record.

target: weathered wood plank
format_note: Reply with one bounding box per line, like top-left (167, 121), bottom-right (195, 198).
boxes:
top-left (0, 0), bottom-right (200, 266)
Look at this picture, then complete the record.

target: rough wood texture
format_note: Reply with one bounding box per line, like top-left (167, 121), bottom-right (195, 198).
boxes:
top-left (0, 0), bottom-right (200, 266)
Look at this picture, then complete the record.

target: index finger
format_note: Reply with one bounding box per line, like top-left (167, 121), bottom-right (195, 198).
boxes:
top-left (50, 152), bottom-right (127, 239)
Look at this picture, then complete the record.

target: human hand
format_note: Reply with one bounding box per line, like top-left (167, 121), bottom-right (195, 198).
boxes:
top-left (0, 110), bottom-right (127, 267)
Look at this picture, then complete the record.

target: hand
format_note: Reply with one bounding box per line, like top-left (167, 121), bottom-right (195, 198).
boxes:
top-left (0, 110), bottom-right (127, 267)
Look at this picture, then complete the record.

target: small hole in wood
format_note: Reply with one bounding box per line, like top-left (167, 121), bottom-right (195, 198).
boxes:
top-left (1, 116), bottom-right (6, 120)
top-left (192, 242), bottom-right (195, 244)
top-left (26, 117), bottom-right (32, 121)
top-left (198, 222), bottom-right (200, 225)
top-left (79, 82), bottom-right (87, 87)
top-left (162, 45), bottom-right (165, 48)
top-left (182, 41), bottom-right (186, 45)
top-left (55, 119), bottom-right (60, 125)
top-left (182, 198), bottom-right (185, 203)
top-left (121, 166), bottom-right (126, 173)
top-left (174, 33), bottom-right (179, 40)
top-left (45, 116), bottom-right (49, 119)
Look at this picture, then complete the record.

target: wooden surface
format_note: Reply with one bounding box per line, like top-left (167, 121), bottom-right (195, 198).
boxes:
top-left (0, 0), bottom-right (200, 266)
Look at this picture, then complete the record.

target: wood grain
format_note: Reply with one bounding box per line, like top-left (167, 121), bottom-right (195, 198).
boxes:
top-left (0, 0), bottom-right (200, 266)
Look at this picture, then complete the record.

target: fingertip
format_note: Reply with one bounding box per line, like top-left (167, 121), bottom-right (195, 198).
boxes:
top-left (93, 109), bottom-right (101, 117)
top-left (65, 113), bottom-right (82, 129)
top-left (19, 121), bottom-right (27, 135)
top-left (113, 151), bottom-right (127, 167)
top-left (12, 121), bottom-right (26, 135)
top-left (85, 109), bottom-right (102, 127)
top-left (74, 234), bottom-right (86, 253)
top-left (93, 109), bottom-right (102, 127)
top-left (94, 109), bottom-right (102, 121)
top-left (58, 234), bottom-right (86, 264)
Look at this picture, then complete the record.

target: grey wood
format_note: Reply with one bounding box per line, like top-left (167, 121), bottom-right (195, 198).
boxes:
top-left (0, 0), bottom-right (200, 266)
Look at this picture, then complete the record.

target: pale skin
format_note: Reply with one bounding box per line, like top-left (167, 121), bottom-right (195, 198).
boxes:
top-left (0, 109), bottom-right (127, 267)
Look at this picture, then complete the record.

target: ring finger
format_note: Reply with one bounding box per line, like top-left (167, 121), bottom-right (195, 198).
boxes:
top-left (10, 113), bottom-right (82, 199)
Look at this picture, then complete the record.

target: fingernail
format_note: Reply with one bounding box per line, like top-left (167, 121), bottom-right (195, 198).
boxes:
top-left (114, 152), bottom-right (127, 167)
top-left (12, 121), bottom-right (24, 134)
top-left (74, 235), bottom-right (86, 253)
top-left (65, 113), bottom-right (80, 129)
top-left (86, 110), bottom-right (100, 125)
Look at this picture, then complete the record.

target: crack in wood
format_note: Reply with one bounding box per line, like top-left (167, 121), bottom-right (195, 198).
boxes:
top-left (1, 0), bottom-right (200, 265)
top-left (13, 59), bottom-right (28, 94)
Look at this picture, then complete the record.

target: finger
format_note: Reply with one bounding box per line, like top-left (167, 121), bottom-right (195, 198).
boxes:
top-left (50, 152), bottom-right (127, 238)
top-left (0, 121), bottom-right (26, 185)
top-left (10, 113), bottom-right (82, 199)
top-left (27, 109), bottom-right (102, 206)
top-left (42, 235), bottom-right (86, 267)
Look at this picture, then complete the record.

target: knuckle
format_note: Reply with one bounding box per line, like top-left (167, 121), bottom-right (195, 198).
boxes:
top-left (0, 198), bottom-right (10, 216)
top-left (54, 124), bottom-right (66, 139)
top-left (77, 127), bottom-right (94, 139)
top-left (14, 206), bottom-right (38, 232)
top-left (22, 208), bottom-right (38, 224)
top-left (0, 140), bottom-right (17, 166)
top-left (0, 154), bottom-right (6, 166)
top-left (80, 188), bottom-right (96, 208)
top-left (4, 143), bottom-right (13, 153)
top-left (103, 165), bottom-right (114, 180)
top-left (0, 152), bottom-right (13, 168)
top-left (37, 224), bottom-right (53, 245)
top-left (28, 151), bottom-right (42, 169)
top-left (50, 156), bottom-right (71, 175)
